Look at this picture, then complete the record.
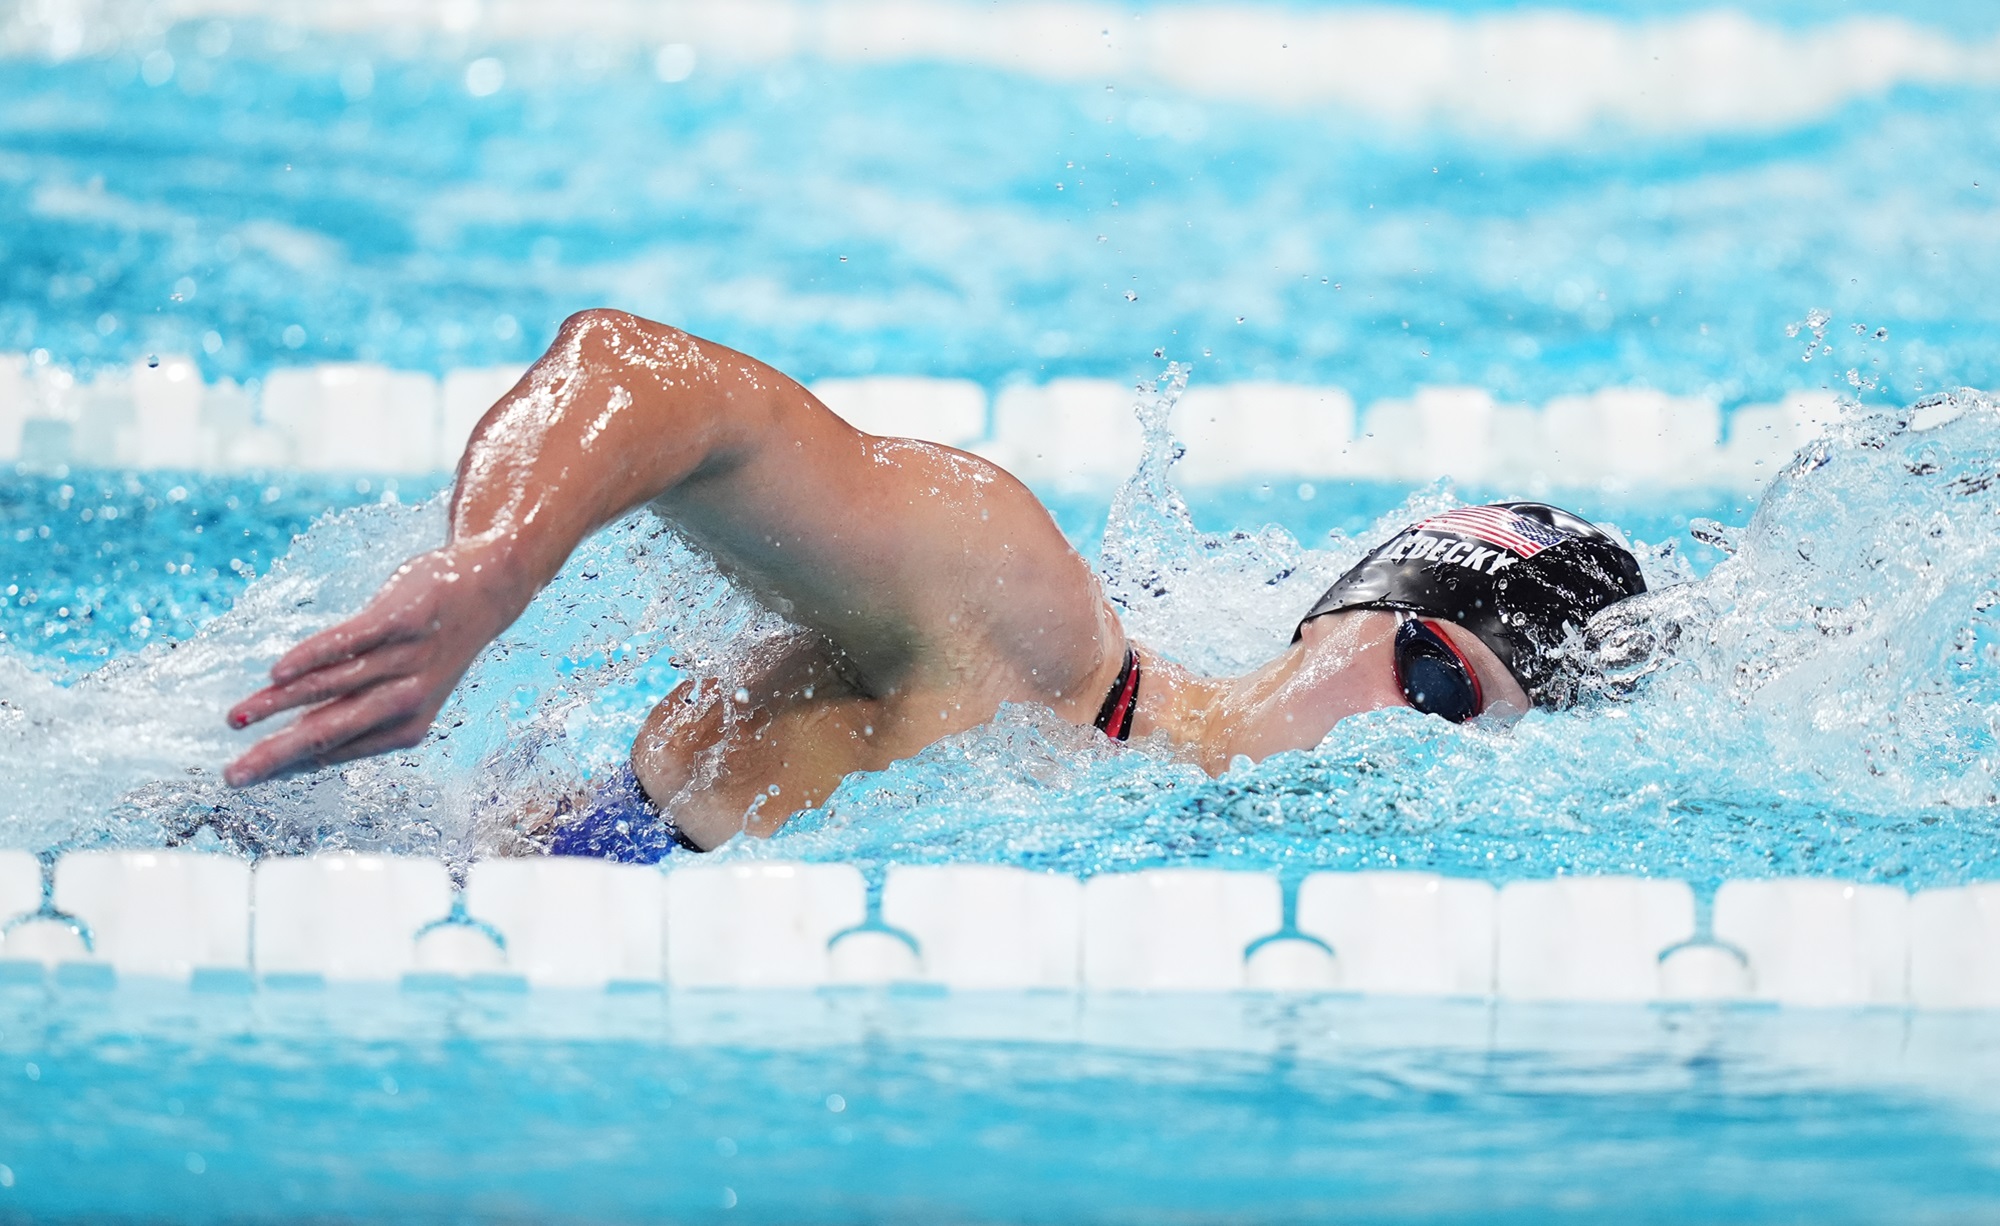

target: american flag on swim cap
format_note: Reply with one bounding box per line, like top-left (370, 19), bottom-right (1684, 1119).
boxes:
top-left (1416, 506), bottom-right (1568, 558)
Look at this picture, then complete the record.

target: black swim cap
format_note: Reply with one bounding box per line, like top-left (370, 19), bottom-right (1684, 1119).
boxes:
top-left (1294, 501), bottom-right (1646, 706)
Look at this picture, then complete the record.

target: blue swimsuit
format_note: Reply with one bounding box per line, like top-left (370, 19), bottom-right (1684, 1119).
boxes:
top-left (547, 762), bottom-right (701, 864)
top-left (549, 646), bottom-right (1142, 863)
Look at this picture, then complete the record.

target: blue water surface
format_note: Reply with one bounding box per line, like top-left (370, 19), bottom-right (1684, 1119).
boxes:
top-left (1, 988), bottom-right (1998, 1225)
top-left (1, 1), bottom-right (1997, 407)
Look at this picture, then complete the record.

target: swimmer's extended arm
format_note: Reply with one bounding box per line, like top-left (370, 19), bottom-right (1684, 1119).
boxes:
top-left (224, 309), bottom-right (1115, 786)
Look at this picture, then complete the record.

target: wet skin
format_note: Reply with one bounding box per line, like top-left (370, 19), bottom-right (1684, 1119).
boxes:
top-left (225, 311), bottom-right (1528, 850)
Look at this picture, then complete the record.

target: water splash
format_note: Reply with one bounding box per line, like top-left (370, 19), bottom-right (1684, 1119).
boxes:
top-left (1096, 360), bottom-right (1450, 676)
top-left (0, 495), bottom-right (786, 864)
top-left (0, 496), bottom-right (445, 854)
top-left (1591, 387), bottom-right (2000, 811)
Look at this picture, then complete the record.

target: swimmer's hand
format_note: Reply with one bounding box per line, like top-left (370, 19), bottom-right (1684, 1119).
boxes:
top-left (223, 543), bottom-right (522, 787)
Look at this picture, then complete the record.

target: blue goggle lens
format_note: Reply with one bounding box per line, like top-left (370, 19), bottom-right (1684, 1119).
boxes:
top-left (1394, 619), bottom-right (1483, 723)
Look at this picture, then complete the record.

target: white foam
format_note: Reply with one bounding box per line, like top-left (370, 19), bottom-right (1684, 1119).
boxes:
top-left (13, 3), bottom-right (1989, 140)
top-left (1, 352), bottom-right (1844, 490)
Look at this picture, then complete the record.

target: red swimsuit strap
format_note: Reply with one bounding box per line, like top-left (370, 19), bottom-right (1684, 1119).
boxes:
top-left (1093, 645), bottom-right (1142, 742)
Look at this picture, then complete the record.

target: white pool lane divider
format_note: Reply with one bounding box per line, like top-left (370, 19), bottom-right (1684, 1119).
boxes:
top-left (0, 848), bottom-right (1995, 1010)
top-left (0, 355), bottom-right (1841, 492)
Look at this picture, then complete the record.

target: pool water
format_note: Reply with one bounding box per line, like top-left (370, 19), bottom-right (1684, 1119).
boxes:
top-left (6, 988), bottom-right (2000, 1224)
top-left (0, 470), bottom-right (441, 666)
top-left (6, 0), bottom-right (2000, 1220)
top-left (4, 0), bottom-right (1999, 408)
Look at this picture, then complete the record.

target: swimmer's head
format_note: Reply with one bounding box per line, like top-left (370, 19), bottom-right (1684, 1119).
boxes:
top-left (1295, 501), bottom-right (1646, 707)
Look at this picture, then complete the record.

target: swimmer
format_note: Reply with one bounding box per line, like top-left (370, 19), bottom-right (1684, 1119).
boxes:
top-left (223, 311), bottom-right (1645, 858)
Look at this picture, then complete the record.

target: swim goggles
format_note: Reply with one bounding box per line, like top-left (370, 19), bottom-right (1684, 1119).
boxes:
top-left (1393, 615), bottom-right (1484, 723)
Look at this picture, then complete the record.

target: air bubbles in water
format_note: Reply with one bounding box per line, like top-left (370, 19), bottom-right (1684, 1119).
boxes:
top-left (1687, 518), bottom-right (1735, 553)
top-left (1788, 307), bottom-right (1832, 361)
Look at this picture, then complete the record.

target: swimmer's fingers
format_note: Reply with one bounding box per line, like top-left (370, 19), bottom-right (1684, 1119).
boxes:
top-left (225, 545), bottom-right (514, 786)
top-left (268, 574), bottom-right (439, 686)
top-left (267, 618), bottom-right (403, 688)
top-left (227, 640), bottom-right (425, 729)
top-left (223, 675), bottom-right (436, 788)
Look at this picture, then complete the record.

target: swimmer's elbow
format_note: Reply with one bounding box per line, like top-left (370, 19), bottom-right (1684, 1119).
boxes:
top-left (554, 306), bottom-right (742, 426)
top-left (551, 308), bottom-right (792, 462)
top-left (556, 307), bottom-right (685, 350)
